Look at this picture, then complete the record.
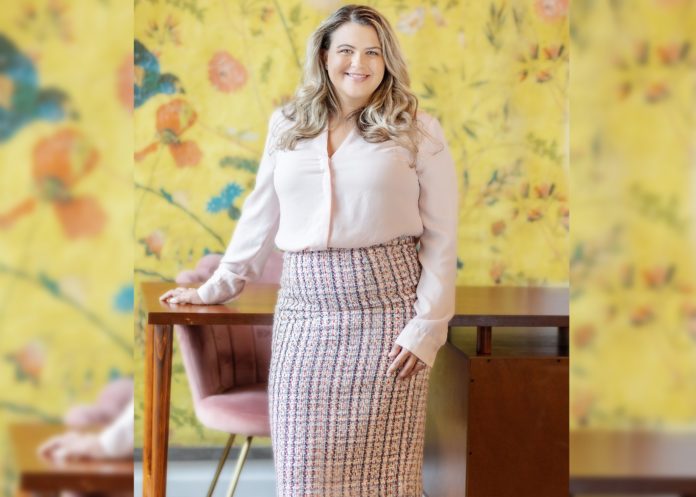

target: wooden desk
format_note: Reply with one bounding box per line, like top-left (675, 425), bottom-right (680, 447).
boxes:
top-left (570, 429), bottom-right (696, 495)
top-left (9, 423), bottom-right (133, 495)
top-left (140, 281), bottom-right (568, 497)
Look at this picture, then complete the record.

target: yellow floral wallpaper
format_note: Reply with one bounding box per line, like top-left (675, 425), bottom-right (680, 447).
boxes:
top-left (570, 0), bottom-right (696, 429)
top-left (0, 1), bottom-right (133, 493)
top-left (133, 0), bottom-right (569, 447)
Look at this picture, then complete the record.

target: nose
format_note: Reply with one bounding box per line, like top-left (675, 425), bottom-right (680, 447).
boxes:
top-left (351, 51), bottom-right (366, 67)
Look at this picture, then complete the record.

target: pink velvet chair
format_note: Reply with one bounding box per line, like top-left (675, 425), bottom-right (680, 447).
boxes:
top-left (174, 250), bottom-right (283, 497)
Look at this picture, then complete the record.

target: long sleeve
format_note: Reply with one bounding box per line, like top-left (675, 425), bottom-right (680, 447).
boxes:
top-left (98, 399), bottom-right (134, 458)
top-left (197, 109), bottom-right (283, 304)
top-left (394, 114), bottom-right (458, 367)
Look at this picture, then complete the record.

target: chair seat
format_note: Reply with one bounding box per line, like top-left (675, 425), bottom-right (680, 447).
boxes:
top-left (195, 383), bottom-right (270, 437)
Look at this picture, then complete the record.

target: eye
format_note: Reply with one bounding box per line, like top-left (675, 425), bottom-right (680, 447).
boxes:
top-left (339, 48), bottom-right (352, 54)
top-left (367, 50), bottom-right (380, 56)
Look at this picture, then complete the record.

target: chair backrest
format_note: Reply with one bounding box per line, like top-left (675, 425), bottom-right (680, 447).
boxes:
top-left (174, 249), bottom-right (282, 403)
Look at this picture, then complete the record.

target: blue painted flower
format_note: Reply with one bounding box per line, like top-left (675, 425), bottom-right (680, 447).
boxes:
top-left (113, 284), bottom-right (134, 313)
top-left (206, 182), bottom-right (243, 214)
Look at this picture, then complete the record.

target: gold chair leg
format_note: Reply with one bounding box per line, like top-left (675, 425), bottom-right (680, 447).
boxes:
top-left (205, 434), bottom-right (236, 497)
top-left (224, 435), bottom-right (253, 497)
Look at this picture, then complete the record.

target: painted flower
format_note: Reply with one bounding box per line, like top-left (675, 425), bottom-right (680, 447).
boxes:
top-left (113, 284), bottom-right (134, 313)
top-left (534, 0), bottom-right (569, 22)
top-left (571, 390), bottom-right (595, 426)
top-left (135, 98), bottom-right (202, 167)
top-left (527, 208), bottom-right (543, 222)
top-left (491, 220), bottom-right (506, 236)
top-left (140, 229), bottom-right (166, 258)
top-left (630, 305), bottom-right (655, 326)
top-left (642, 265), bottom-right (674, 288)
top-left (490, 262), bottom-right (506, 284)
top-left (396, 7), bottom-right (425, 35)
top-left (573, 324), bottom-right (596, 349)
top-left (207, 182), bottom-right (244, 219)
top-left (5, 341), bottom-right (46, 385)
top-left (534, 183), bottom-right (555, 198)
top-left (209, 52), bottom-right (248, 93)
top-left (0, 128), bottom-right (106, 238)
top-left (117, 53), bottom-right (134, 113)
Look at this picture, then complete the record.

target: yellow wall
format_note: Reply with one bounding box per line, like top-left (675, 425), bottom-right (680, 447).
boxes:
top-left (570, 0), bottom-right (696, 429)
top-left (0, 1), bottom-right (133, 492)
top-left (133, 0), bottom-right (569, 446)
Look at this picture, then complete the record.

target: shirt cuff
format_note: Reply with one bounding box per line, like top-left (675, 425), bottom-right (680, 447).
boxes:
top-left (196, 268), bottom-right (246, 304)
top-left (394, 318), bottom-right (449, 367)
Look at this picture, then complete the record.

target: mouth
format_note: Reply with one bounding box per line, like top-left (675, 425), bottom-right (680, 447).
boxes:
top-left (345, 72), bottom-right (370, 82)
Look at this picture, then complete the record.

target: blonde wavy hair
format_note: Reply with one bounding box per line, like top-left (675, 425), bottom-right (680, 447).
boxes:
top-left (277, 4), bottom-right (424, 166)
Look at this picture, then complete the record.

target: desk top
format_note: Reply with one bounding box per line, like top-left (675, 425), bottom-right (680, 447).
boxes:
top-left (142, 281), bottom-right (568, 327)
top-left (570, 429), bottom-right (696, 493)
top-left (9, 423), bottom-right (133, 493)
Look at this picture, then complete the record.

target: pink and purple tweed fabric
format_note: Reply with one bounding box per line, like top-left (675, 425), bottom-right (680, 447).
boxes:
top-left (268, 235), bottom-right (431, 497)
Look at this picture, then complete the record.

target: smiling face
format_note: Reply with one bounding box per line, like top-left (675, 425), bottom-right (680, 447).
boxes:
top-left (323, 22), bottom-right (386, 114)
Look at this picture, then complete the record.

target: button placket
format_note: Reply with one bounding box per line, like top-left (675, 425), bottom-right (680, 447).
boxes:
top-left (320, 155), bottom-right (333, 249)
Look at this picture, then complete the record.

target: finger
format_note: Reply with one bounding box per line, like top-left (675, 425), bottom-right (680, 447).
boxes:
top-left (398, 355), bottom-right (418, 379)
top-left (38, 436), bottom-right (62, 457)
top-left (408, 363), bottom-right (427, 378)
top-left (387, 349), bottom-right (409, 375)
top-left (387, 344), bottom-right (401, 359)
top-left (159, 290), bottom-right (175, 301)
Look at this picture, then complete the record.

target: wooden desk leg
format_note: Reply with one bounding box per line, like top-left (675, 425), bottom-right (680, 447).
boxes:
top-left (143, 324), bottom-right (173, 497)
top-left (143, 323), bottom-right (154, 497)
top-left (476, 326), bottom-right (492, 355)
top-left (558, 326), bottom-right (569, 356)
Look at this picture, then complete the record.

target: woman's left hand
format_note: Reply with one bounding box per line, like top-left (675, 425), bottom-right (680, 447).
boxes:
top-left (387, 344), bottom-right (427, 381)
top-left (159, 287), bottom-right (204, 305)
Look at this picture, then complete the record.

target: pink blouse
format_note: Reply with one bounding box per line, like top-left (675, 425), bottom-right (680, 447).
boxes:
top-left (196, 108), bottom-right (458, 366)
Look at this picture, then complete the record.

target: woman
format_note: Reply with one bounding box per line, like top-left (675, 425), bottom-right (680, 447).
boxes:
top-left (160, 4), bottom-right (458, 496)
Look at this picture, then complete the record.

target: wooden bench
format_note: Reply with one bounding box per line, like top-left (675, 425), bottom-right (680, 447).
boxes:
top-left (570, 429), bottom-right (696, 495)
top-left (9, 423), bottom-right (133, 495)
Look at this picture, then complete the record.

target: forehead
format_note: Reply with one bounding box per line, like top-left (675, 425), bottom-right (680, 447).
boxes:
top-left (329, 22), bottom-right (381, 48)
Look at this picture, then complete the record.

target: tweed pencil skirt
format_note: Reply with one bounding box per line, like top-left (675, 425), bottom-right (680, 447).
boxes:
top-left (267, 234), bottom-right (431, 497)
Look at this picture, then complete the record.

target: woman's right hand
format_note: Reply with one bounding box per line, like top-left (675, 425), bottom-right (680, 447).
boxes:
top-left (159, 287), bottom-right (204, 305)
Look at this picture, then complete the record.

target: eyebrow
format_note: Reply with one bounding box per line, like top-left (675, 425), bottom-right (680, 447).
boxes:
top-left (336, 44), bottom-right (382, 50)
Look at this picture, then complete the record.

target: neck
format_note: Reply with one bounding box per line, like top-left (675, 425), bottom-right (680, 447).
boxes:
top-left (335, 98), bottom-right (367, 121)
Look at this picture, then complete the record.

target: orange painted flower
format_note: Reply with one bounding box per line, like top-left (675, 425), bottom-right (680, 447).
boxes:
top-left (6, 341), bottom-right (46, 385)
top-left (535, 0), bottom-right (569, 22)
top-left (642, 265), bottom-right (674, 288)
top-left (527, 208), bottom-right (543, 222)
top-left (135, 98), bottom-right (202, 167)
top-left (573, 324), bottom-right (596, 349)
top-left (140, 229), bottom-right (165, 258)
top-left (1, 128), bottom-right (106, 238)
top-left (630, 305), bottom-right (655, 326)
top-left (534, 183), bottom-right (555, 198)
top-left (571, 390), bottom-right (595, 426)
top-left (117, 52), bottom-right (134, 113)
top-left (491, 220), bottom-right (506, 236)
top-left (536, 70), bottom-right (552, 83)
top-left (490, 262), bottom-right (506, 284)
top-left (645, 82), bottom-right (670, 103)
top-left (209, 51), bottom-right (248, 93)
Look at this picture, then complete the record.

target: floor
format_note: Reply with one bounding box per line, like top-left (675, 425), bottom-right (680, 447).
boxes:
top-left (134, 460), bottom-right (277, 497)
top-left (134, 460), bottom-right (431, 497)
top-left (134, 463), bottom-right (682, 497)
